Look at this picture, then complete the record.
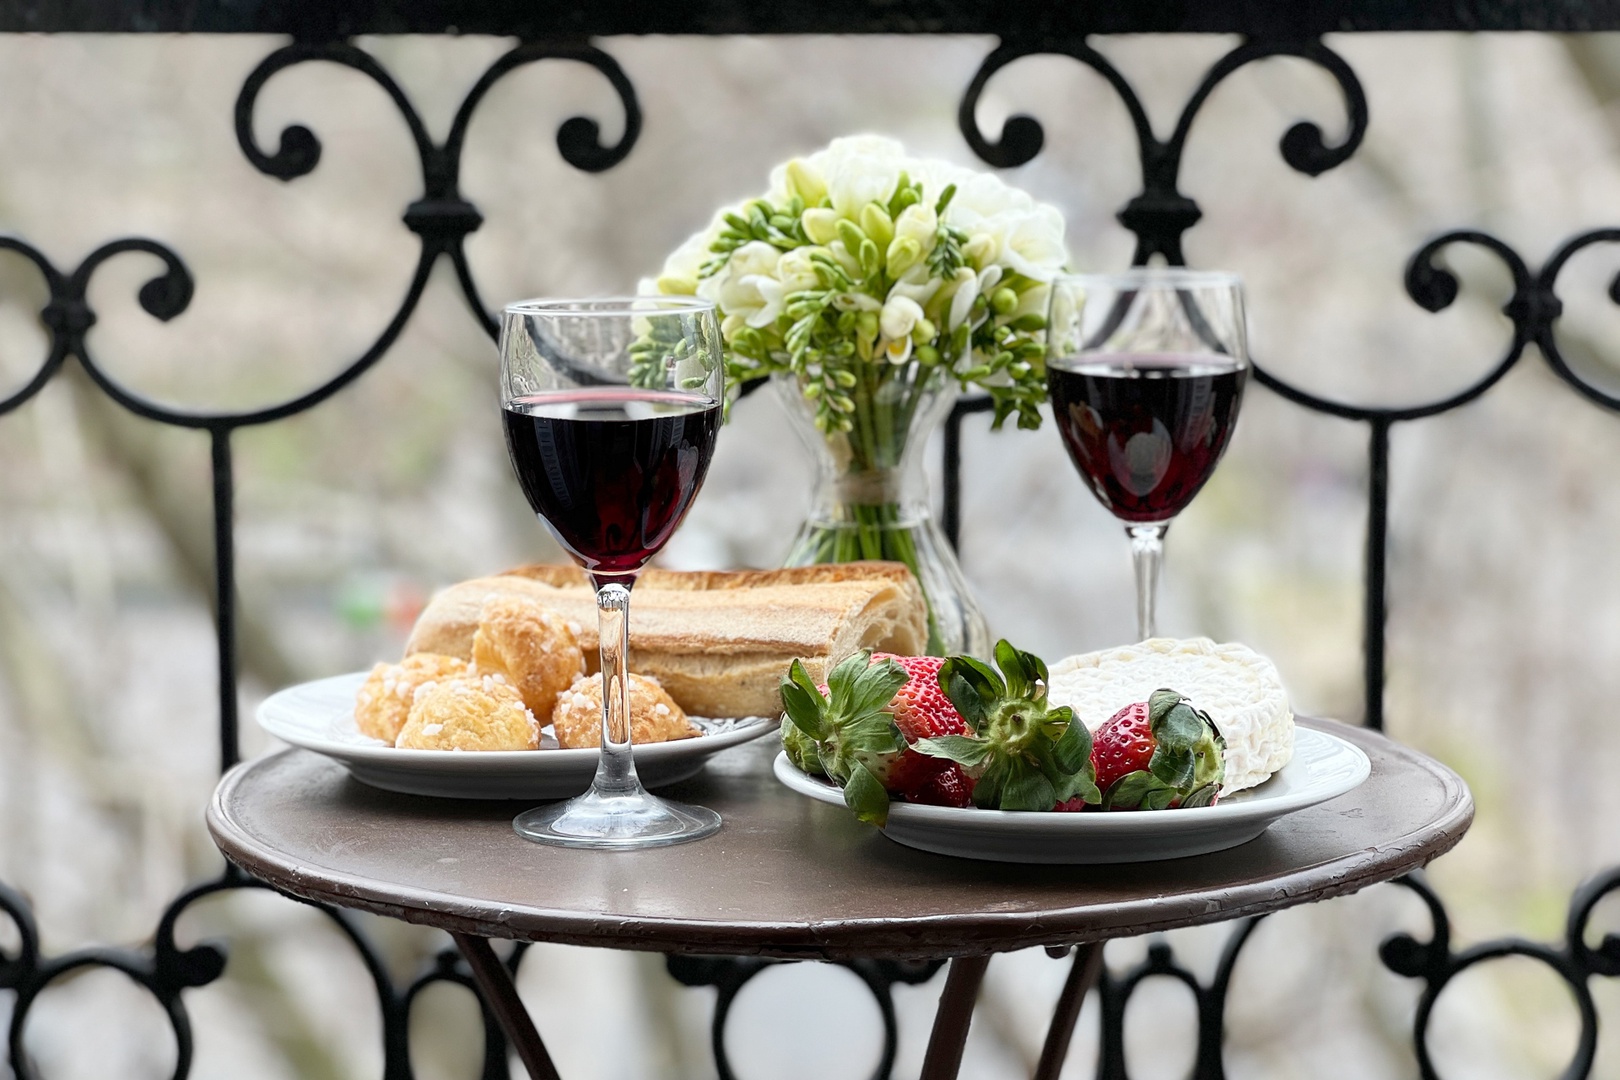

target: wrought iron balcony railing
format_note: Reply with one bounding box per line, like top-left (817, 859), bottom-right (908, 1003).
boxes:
top-left (3, 3), bottom-right (1620, 1078)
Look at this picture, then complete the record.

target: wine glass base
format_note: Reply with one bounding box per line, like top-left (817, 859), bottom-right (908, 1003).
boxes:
top-left (513, 788), bottom-right (721, 850)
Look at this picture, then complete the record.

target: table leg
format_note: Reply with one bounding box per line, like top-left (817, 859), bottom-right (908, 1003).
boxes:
top-left (1032, 942), bottom-right (1106, 1080)
top-left (452, 932), bottom-right (563, 1080)
top-left (919, 954), bottom-right (991, 1080)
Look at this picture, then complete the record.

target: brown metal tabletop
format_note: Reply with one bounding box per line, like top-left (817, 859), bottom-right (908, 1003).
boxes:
top-left (207, 717), bottom-right (1471, 1080)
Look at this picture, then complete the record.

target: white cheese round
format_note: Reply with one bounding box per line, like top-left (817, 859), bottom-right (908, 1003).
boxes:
top-left (1046, 638), bottom-right (1294, 794)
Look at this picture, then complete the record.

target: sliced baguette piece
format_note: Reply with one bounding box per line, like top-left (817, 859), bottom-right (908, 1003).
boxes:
top-left (1046, 638), bottom-right (1294, 795)
top-left (404, 562), bottom-right (928, 719)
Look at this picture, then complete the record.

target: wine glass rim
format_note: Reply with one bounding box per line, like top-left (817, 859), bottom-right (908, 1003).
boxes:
top-left (504, 296), bottom-right (716, 316)
top-left (1055, 268), bottom-right (1243, 289)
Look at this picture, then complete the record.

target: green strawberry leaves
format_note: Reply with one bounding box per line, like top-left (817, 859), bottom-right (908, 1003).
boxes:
top-left (1104, 770), bottom-right (1179, 811)
top-left (842, 761), bottom-right (892, 826)
top-left (912, 734), bottom-right (995, 769)
top-left (779, 652), bottom-right (907, 824)
top-left (1103, 689), bottom-right (1226, 809)
top-left (919, 639), bottom-right (1100, 811)
top-left (780, 659), bottom-right (827, 740)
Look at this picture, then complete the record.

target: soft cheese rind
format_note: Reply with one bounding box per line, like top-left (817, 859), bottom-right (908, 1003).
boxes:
top-left (1046, 638), bottom-right (1294, 794)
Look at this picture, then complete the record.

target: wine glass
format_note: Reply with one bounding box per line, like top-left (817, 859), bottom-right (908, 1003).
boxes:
top-left (499, 296), bottom-right (725, 849)
top-left (1046, 269), bottom-right (1249, 641)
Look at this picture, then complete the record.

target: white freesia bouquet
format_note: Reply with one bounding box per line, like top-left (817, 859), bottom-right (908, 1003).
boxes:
top-left (646, 137), bottom-right (1068, 654)
top-left (648, 136), bottom-right (1067, 433)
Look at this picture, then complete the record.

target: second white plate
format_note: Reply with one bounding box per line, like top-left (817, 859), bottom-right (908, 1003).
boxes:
top-left (773, 725), bottom-right (1371, 864)
top-left (258, 672), bottom-right (778, 800)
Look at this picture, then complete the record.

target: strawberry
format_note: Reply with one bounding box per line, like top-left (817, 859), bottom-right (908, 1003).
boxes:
top-left (874, 654), bottom-right (966, 742)
top-left (780, 652), bottom-right (920, 826)
top-left (910, 765), bottom-right (974, 808)
top-left (1091, 689), bottom-right (1225, 810)
top-left (913, 640), bottom-right (1101, 812)
top-left (1053, 796), bottom-right (1088, 812)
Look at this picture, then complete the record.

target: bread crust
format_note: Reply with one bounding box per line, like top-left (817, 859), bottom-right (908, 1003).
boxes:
top-left (405, 562), bottom-right (928, 718)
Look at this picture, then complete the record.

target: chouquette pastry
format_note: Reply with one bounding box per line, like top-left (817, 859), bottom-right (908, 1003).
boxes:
top-left (1046, 638), bottom-right (1294, 795)
top-left (354, 653), bottom-right (470, 743)
top-left (404, 562), bottom-right (928, 718)
top-left (471, 594), bottom-right (585, 720)
top-left (552, 673), bottom-right (698, 749)
top-left (395, 674), bottom-right (540, 751)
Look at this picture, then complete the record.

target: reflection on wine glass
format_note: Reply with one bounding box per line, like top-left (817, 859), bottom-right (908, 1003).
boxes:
top-left (500, 297), bottom-right (725, 849)
top-left (1047, 270), bottom-right (1249, 641)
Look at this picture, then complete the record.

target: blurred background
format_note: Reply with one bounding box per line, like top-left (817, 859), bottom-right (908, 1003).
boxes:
top-left (2, 29), bottom-right (1620, 1079)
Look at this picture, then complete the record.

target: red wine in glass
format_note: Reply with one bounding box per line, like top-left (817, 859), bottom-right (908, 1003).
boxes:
top-left (503, 387), bottom-right (721, 578)
top-left (1048, 353), bottom-right (1246, 523)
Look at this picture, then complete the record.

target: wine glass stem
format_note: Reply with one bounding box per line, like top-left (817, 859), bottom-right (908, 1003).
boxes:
top-left (1127, 523), bottom-right (1167, 641)
top-left (591, 581), bottom-right (642, 797)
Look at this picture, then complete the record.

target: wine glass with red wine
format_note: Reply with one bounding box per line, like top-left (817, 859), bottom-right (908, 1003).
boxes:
top-left (500, 296), bottom-right (725, 848)
top-left (1046, 269), bottom-right (1248, 641)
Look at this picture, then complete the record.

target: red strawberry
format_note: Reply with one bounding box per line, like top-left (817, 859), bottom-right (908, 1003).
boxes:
top-left (1053, 796), bottom-right (1088, 812)
top-left (1090, 689), bottom-right (1226, 810)
top-left (875, 654), bottom-right (966, 742)
top-left (912, 640), bottom-right (1101, 812)
top-left (909, 765), bottom-right (975, 808)
top-left (1091, 701), bottom-right (1153, 794)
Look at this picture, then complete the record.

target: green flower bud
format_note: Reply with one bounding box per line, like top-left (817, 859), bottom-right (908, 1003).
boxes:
top-left (654, 274), bottom-right (697, 296)
top-left (804, 381), bottom-right (823, 399)
top-left (836, 219), bottom-right (868, 254)
top-left (859, 238), bottom-right (880, 278)
top-left (785, 159), bottom-right (827, 205)
top-left (889, 185), bottom-right (920, 217)
top-left (856, 310), bottom-right (880, 340)
top-left (724, 212), bottom-right (751, 233)
top-left (803, 208), bottom-right (841, 246)
top-left (992, 287), bottom-right (1018, 316)
top-left (834, 368), bottom-right (858, 388)
top-left (860, 204), bottom-right (895, 250)
top-left (912, 317), bottom-right (936, 343)
top-left (963, 235), bottom-right (996, 268)
top-left (833, 394), bottom-right (856, 413)
top-left (885, 237), bottom-right (922, 278)
top-left (1008, 313), bottom-right (1048, 332)
top-left (915, 344), bottom-right (941, 366)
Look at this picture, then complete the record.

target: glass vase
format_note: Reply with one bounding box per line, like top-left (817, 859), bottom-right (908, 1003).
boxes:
top-left (776, 367), bottom-right (992, 658)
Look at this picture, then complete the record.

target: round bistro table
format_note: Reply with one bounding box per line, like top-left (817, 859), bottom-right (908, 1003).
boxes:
top-left (208, 718), bottom-right (1471, 1080)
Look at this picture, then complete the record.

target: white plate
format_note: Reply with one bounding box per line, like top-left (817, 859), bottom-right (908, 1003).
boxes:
top-left (258, 672), bottom-right (778, 800)
top-left (772, 726), bottom-right (1371, 864)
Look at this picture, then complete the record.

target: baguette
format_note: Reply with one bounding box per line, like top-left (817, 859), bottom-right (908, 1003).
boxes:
top-left (405, 562), bottom-right (928, 718)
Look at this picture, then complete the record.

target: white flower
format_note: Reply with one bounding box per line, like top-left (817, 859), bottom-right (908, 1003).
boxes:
top-left (938, 173), bottom-right (1068, 282)
top-left (880, 295), bottom-right (924, 341)
top-left (892, 203), bottom-right (937, 248)
top-left (776, 247), bottom-right (824, 294)
top-left (946, 267), bottom-right (978, 331)
top-left (696, 240), bottom-right (781, 326)
top-left (993, 203), bottom-right (1069, 281)
top-left (780, 135), bottom-right (908, 219)
top-left (745, 248), bottom-right (821, 328)
top-left (886, 275), bottom-right (941, 310)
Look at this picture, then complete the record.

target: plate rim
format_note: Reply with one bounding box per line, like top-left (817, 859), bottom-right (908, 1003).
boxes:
top-left (257, 670), bottom-right (778, 768)
top-left (771, 725), bottom-right (1371, 829)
